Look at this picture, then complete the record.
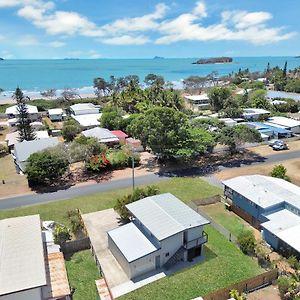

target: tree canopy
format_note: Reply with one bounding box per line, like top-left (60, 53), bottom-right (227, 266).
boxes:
top-left (208, 87), bottom-right (231, 112)
top-left (62, 119), bottom-right (81, 142)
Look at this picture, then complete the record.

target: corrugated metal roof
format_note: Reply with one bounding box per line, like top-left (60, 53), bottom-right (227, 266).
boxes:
top-left (48, 108), bottom-right (63, 115)
top-left (82, 127), bottom-right (119, 143)
top-left (108, 222), bottom-right (158, 262)
top-left (71, 113), bottom-right (102, 127)
top-left (0, 215), bottom-right (47, 295)
top-left (5, 104), bottom-right (38, 115)
top-left (268, 117), bottom-right (300, 128)
top-left (14, 137), bottom-right (60, 162)
top-left (126, 193), bottom-right (210, 241)
top-left (223, 175), bottom-right (300, 209)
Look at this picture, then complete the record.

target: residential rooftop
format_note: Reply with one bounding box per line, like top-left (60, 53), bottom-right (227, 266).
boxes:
top-left (82, 127), bottom-right (119, 143)
top-left (0, 215), bottom-right (47, 296)
top-left (268, 116), bottom-right (300, 128)
top-left (108, 222), bottom-right (158, 262)
top-left (5, 104), bottom-right (38, 115)
top-left (71, 113), bottom-right (102, 127)
top-left (126, 193), bottom-right (210, 241)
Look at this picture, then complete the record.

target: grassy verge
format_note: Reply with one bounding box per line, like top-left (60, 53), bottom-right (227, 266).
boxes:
top-left (65, 250), bottom-right (100, 300)
top-left (120, 226), bottom-right (263, 300)
top-left (0, 178), bottom-right (222, 225)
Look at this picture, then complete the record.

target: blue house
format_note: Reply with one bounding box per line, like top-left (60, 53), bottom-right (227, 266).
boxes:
top-left (223, 175), bottom-right (300, 257)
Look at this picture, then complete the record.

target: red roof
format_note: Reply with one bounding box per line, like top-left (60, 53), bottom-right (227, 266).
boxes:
top-left (110, 130), bottom-right (128, 139)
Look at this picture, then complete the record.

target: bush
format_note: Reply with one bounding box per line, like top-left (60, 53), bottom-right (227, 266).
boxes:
top-left (67, 209), bottom-right (84, 234)
top-left (53, 224), bottom-right (71, 245)
top-left (288, 256), bottom-right (300, 270)
top-left (0, 144), bottom-right (8, 156)
top-left (114, 186), bottom-right (160, 220)
top-left (237, 230), bottom-right (256, 255)
top-left (229, 289), bottom-right (246, 300)
top-left (270, 164), bottom-right (290, 182)
top-left (62, 119), bottom-right (81, 142)
top-left (255, 240), bottom-right (271, 268)
top-left (86, 153), bottom-right (111, 172)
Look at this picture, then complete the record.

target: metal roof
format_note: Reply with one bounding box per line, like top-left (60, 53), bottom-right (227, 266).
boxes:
top-left (82, 127), bottom-right (119, 143)
top-left (5, 104), bottom-right (38, 115)
top-left (0, 215), bottom-right (47, 295)
top-left (108, 222), bottom-right (158, 262)
top-left (71, 113), bottom-right (102, 127)
top-left (70, 103), bottom-right (97, 111)
top-left (223, 175), bottom-right (300, 210)
top-left (126, 193), bottom-right (210, 241)
top-left (14, 137), bottom-right (60, 162)
top-left (184, 94), bottom-right (209, 101)
top-left (267, 90), bottom-right (300, 101)
top-left (48, 108), bottom-right (63, 115)
top-left (268, 117), bottom-right (300, 128)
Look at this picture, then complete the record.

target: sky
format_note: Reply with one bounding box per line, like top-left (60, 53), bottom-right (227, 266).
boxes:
top-left (0, 0), bottom-right (299, 59)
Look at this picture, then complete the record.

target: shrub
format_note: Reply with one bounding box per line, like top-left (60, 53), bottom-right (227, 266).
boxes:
top-left (0, 144), bottom-right (8, 156)
top-left (53, 224), bottom-right (71, 245)
top-left (86, 153), bottom-right (111, 172)
top-left (271, 164), bottom-right (291, 182)
top-left (229, 289), bottom-right (246, 300)
top-left (114, 186), bottom-right (160, 220)
top-left (67, 209), bottom-right (84, 234)
top-left (288, 256), bottom-right (300, 270)
top-left (255, 240), bottom-right (271, 268)
top-left (62, 119), bottom-right (81, 142)
top-left (237, 230), bottom-right (256, 255)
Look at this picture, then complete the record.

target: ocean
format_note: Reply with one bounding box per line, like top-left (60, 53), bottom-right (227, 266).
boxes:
top-left (0, 57), bottom-right (300, 101)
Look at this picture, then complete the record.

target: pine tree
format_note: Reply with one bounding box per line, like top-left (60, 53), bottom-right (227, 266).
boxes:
top-left (14, 87), bottom-right (35, 142)
top-left (283, 61), bottom-right (288, 78)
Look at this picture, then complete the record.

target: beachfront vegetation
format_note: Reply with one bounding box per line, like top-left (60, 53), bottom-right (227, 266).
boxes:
top-left (14, 87), bottom-right (36, 141)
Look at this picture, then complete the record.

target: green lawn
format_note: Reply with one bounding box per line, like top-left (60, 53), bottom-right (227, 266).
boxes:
top-left (120, 226), bottom-right (263, 300)
top-left (202, 203), bottom-right (251, 237)
top-left (0, 178), bottom-right (222, 225)
top-left (65, 250), bottom-right (100, 300)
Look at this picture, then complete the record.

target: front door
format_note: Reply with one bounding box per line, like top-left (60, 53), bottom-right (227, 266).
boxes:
top-left (155, 255), bottom-right (160, 269)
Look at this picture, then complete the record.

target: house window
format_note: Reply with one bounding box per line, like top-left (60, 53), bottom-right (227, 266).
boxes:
top-left (165, 252), bottom-right (169, 257)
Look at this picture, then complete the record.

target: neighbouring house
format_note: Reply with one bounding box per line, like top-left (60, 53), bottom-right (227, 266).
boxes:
top-left (30, 121), bottom-right (44, 131)
top-left (71, 114), bottom-right (102, 128)
top-left (246, 122), bottom-right (292, 139)
top-left (82, 127), bottom-right (119, 144)
top-left (110, 130), bottom-right (128, 143)
top-left (125, 137), bottom-right (143, 152)
top-left (0, 215), bottom-right (71, 300)
top-left (35, 130), bottom-right (49, 139)
top-left (70, 103), bottom-right (100, 115)
top-left (5, 105), bottom-right (39, 128)
top-left (223, 175), bottom-right (300, 257)
top-left (14, 137), bottom-right (60, 172)
top-left (242, 108), bottom-right (270, 121)
top-left (219, 118), bottom-right (237, 127)
top-left (184, 94), bottom-right (210, 110)
top-left (267, 116), bottom-right (300, 134)
top-left (48, 108), bottom-right (64, 121)
top-left (267, 90), bottom-right (300, 102)
top-left (108, 193), bottom-right (210, 279)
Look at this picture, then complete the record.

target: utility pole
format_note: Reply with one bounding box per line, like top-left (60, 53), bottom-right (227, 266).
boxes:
top-left (132, 155), bottom-right (135, 191)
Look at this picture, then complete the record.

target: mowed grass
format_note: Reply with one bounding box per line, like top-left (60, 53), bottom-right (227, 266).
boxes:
top-left (202, 203), bottom-right (248, 237)
top-left (65, 250), bottom-right (100, 300)
top-left (0, 178), bottom-right (222, 225)
top-left (120, 226), bottom-right (263, 300)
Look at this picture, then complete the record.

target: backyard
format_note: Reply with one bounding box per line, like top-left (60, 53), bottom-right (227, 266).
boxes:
top-left (0, 177), bottom-right (264, 300)
top-left (65, 250), bottom-right (100, 300)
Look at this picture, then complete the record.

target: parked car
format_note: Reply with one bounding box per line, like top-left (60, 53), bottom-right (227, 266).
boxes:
top-left (272, 141), bottom-right (288, 151)
top-left (268, 139), bottom-right (281, 146)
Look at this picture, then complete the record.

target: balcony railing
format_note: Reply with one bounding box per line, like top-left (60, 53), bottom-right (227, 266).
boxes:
top-left (184, 231), bottom-right (208, 249)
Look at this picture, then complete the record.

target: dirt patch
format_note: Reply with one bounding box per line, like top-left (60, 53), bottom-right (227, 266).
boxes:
top-left (216, 158), bottom-right (300, 186)
top-left (249, 140), bottom-right (300, 157)
top-left (247, 284), bottom-right (280, 300)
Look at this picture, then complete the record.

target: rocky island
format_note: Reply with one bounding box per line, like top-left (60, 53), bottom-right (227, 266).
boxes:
top-left (0, 58), bottom-right (4, 60)
top-left (193, 57), bottom-right (233, 64)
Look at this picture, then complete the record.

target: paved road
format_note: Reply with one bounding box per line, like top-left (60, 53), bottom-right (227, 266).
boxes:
top-left (1, 149), bottom-right (300, 210)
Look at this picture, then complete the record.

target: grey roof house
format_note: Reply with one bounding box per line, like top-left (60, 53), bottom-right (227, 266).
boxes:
top-left (108, 193), bottom-right (210, 279)
top-left (82, 127), bottom-right (119, 144)
top-left (14, 137), bottom-right (60, 172)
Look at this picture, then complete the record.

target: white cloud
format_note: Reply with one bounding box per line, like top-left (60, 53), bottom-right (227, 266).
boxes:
top-left (87, 50), bottom-right (101, 59)
top-left (0, 50), bottom-right (14, 58)
top-left (2, 0), bottom-right (296, 46)
top-left (16, 34), bottom-right (39, 46)
top-left (48, 41), bottom-right (65, 47)
top-left (102, 35), bottom-right (150, 45)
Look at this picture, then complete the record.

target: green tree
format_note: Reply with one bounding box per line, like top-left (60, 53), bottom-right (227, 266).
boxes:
top-left (128, 107), bottom-right (214, 159)
top-left (144, 74), bottom-right (165, 87)
top-left (249, 89), bottom-right (270, 110)
top-left (270, 164), bottom-right (290, 181)
top-left (26, 147), bottom-right (69, 185)
top-left (285, 79), bottom-right (300, 93)
top-left (183, 76), bottom-right (207, 93)
top-left (62, 118), bottom-right (81, 142)
top-left (14, 87), bottom-right (36, 142)
top-left (218, 124), bottom-right (262, 155)
top-left (237, 230), bottom-right (256, 255)
top-left (221, 97), bottom-right (243, 118)
top-left (208, 87), bottom-right (231, 112)
top-left (100, 106), bottom-right (126, 130)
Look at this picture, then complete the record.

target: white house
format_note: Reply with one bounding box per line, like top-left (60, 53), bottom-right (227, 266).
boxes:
top-left (82, 127), bottom-right (119, 144)
top-left (184, 94), bottom-right (210, 109)
top-left (5, 104), bottom-right (39, 123)
top-left (14, 137), bottom-right (60, 172)
top-left (48, 108), bottom-right (64, 121)
top-left (243, 108), bottom-right (270, 121)
top-left (0, 215), bottom-right (71, 300)
top-left (267, 116), bottom-right (300, 134)
top-left (70, 103), bottom-right (99, 115)
top-left (108, 193), bottom-right (210, 279)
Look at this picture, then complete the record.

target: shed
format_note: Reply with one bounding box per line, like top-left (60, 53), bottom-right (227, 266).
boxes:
top-left (267, 116), bottom-right (300, 134)
top-left (48, 108), bottom-right (64, 121)
top-left (110, 130), bottom-right (128, 142)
